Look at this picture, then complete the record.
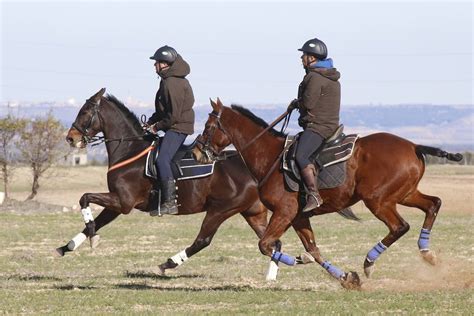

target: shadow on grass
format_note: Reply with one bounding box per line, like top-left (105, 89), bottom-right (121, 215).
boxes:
top-left (53, 284), bottom-right (99, 290)
top-left (115, 283), bottom-right (255, 292)
top-left (125, 270), bottom-right (204, 280)
top-left (6, 274), bottom-right (62, 282)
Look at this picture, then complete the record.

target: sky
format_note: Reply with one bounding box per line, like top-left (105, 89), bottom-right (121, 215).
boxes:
top-left (1, 0), bottom-right (472, 107)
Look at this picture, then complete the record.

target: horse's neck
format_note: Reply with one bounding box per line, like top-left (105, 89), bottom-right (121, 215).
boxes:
top-left (223, 110), bottom-right (284, 181)
top-left (101, 106), bottom-right (149, 166)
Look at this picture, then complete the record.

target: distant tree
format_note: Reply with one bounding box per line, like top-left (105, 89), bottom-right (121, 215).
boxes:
top-left (0, 115), bottom-right (27, 199)
top-left (17, 113), bottom-right (70, 200)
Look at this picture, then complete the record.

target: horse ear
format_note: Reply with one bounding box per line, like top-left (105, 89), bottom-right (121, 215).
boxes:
top-left (92, 88), bottom-right (106, 103)
top-left (210, 98), bottom-right (218, 111)
top-left (216, 98), bottom-right (223, 108)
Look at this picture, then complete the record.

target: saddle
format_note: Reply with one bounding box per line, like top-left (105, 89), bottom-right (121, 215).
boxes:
top-left (282, 125), bottom-right (359, 191)
top-left (145, 137), bottom-right (215, 181)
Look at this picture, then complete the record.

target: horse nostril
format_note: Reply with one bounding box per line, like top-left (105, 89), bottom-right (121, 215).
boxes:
top-left (66, 136), bottom-right (73, 144)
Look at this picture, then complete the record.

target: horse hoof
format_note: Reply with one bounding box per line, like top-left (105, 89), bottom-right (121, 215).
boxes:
top-left (90, 235), bottom-right (100, 249)
top-left (296, 252), bottom-right (315, 264)
top-left (156, 264), bottom-right (166, 276)
top-left (363, 259), bottom-right (375, 278)
top-left (54, 247), bottom-right (65, 257)
top-left (340, 271), bottom-right (362, 290)
top-left (421, 250), bottom-right (438, 265)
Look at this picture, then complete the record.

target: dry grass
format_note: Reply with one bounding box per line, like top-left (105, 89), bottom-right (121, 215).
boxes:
top-left (0, 164), bottom-right (472, 314)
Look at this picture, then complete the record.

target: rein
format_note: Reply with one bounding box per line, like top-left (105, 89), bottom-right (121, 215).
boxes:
top-left (71, 98), bottom-right (150, 147)
top-left (108, 144), bottom-right (155, 172)
top-left (87, 134), bottom-right (148, 147)
top-left (201, 109), bottom-right (291, 161)
top-left (199, 106), bottom-right (294, 188)
top-left (72, 97), bottom-right (155, 171)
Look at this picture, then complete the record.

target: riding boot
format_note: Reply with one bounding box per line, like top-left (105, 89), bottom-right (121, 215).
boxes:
top-left (160, 179), bottom-right (179, 215)
top-left (301, 164), bottom-right (323, 212)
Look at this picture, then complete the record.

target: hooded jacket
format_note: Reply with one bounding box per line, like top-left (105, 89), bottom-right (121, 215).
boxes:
top-left (148, 55), bottom-right (195, 135)
top-left (297, 67), bottom-right (341, 139)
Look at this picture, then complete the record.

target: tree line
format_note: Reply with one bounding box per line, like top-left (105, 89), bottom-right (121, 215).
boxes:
top-left (0, 113), bottom-right (472, 202)
top-left (0, 113), bottom-right (70, 201)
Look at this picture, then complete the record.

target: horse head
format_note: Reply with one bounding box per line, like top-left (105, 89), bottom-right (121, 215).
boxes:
top-left (66, 88), bottom-right (106, 148)
top-left (193, 98), bottom-right (233, 163)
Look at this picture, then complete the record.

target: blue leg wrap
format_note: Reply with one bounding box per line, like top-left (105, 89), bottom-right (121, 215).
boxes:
top-left (418, 228), bottom-right (431, 251)
top-left (366, 241), bottom-right (387, 262)
top-left (321, 261), bottom-right (345, 279)
top-left (271, 251), bottom-right (296, 266)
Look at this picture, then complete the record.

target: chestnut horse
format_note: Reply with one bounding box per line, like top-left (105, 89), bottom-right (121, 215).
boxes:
top-left (58, 88), bottom-right (273, 274)
top-left (194, 99), bottom-right (463, 288)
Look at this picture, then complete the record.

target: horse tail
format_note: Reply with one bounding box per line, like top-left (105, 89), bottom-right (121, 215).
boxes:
top-left (337, 207), bottom-right (361, 222)
top-left (415, 145), bottom-right (463, 162)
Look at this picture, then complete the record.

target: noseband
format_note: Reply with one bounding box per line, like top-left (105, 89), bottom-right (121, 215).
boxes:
top-left (197, 110), bottom-right (231, 162)
top-left (72, 98), bottom-right (102, 144)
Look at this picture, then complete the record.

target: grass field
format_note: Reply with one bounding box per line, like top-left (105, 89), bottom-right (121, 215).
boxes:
top-left (0, 165), bottom-right (473, 314)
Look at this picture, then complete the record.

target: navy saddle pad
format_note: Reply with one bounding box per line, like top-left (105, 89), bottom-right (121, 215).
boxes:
top-left (145, 138), bottom-right (215, 181)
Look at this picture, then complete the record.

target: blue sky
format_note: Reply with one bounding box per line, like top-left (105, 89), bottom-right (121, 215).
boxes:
top-left (1, 0), bottom-right (472, 106)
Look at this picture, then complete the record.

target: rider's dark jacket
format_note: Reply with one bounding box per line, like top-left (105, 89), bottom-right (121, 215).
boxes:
top-left (147, 55), bottom-right (195, 135)
top-left (297, 67), bottom-right (341, 139)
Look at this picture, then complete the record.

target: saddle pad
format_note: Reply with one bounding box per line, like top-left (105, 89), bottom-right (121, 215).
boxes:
top-left (316, 134), bottom-right (359, 168)
top-left (145, 141), bottom-right (215, 181)
top-left (284, 161), bottom-right (348, 192)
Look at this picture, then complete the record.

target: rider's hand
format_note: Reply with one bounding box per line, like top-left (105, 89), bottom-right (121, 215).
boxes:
top-left (145, 123), bottom-right (158, 134)
top-left (287, 98), bottom-right (299, 112)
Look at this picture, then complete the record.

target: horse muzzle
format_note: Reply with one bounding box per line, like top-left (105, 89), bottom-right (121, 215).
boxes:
top-left (66, 128), bottom-right (87, 148)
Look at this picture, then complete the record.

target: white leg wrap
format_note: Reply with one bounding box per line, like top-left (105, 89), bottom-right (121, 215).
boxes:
top-left (170, 250), bottom-right (188, 266)
top-left (67, 232), bottom-right (87, 251)
top-left (265, 260), bottom-right (279, 281)
top-left (81, 207), bottom-right (94, 223)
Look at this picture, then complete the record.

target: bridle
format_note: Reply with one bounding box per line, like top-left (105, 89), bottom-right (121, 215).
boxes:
top-left (72, 98), bottom-right (103, 145)
top-left (196, 109), bottom-right (232, 162)
top-left (197, 107), bottom-right (291, 162)
top-left (71, 98), bottom-right (148, 147)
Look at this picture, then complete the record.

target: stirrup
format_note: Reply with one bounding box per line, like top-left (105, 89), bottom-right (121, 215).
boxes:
top-left (302, 192), bottom-right (323, 212)
top-left (160, 201), bottom-right (179, 215)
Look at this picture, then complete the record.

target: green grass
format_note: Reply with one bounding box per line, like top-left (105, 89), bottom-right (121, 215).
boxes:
top-left (0, 208), bottom-right (472, 315)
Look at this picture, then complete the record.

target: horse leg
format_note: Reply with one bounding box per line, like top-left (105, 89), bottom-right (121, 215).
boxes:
top-left (240, 202), bottom-right (284, 281)
top-left (240, 201), bottom-right (269, 239)
top-left (291, 215), bottom-right (361, 289)
top-left (56, 192), bottom-right (126, 256)
top-left (78, 191), bottom-right (125, 238)
top-left (363, 200), bottom-right (410, 278)
top-left (257, 207), bottom-right (296, 281)
top-left (56, 208), bottom-right (121, 256)
top-left (158, 208), bottom-right (243, 275)
top-left (401, 190), bottom-right (442, 265)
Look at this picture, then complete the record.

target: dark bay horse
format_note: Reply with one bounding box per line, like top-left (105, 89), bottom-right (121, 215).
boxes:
top-left (194, 99), bottom-right (463, 288)
top-left (58, 88), bottom-right (272, 274)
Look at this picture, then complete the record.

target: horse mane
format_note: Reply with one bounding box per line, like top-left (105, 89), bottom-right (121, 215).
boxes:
top-left (230, 104), bottom-right (287, 138)
top-left (104, 94), bottom-right (143, 132)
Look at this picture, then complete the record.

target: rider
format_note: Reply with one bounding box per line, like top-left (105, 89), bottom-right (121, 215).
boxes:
top-left (288, 37), bottom-right (341, 212)
top-left (146, 45), bottom-right (195, 215)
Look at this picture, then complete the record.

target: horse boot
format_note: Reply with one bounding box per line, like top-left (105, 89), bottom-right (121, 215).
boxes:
top-left (301, 164), bottom-right (323, 212)
top-left (160, 178), bottom-right (179, 215)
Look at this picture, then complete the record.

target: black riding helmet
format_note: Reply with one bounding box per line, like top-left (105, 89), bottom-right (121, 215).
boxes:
top-left (298, 38), bottom-right (328, 60)
top-left (150, 45), bottom-right (178, 64)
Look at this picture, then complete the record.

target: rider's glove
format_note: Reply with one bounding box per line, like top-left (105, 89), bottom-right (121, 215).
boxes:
top-left (287, 98), bottom-right (300, 112)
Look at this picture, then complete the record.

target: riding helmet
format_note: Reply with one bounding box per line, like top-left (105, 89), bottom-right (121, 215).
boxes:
top-left (149, 45), bottom-right (178, 64)
top-left (298, 38), bottom-right (328, 60)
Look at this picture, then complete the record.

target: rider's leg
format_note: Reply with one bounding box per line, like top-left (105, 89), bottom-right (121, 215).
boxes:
top-left (156, 131), bottom-right (187, 215)
top-left (295, 129), bottom-right (324, 212)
